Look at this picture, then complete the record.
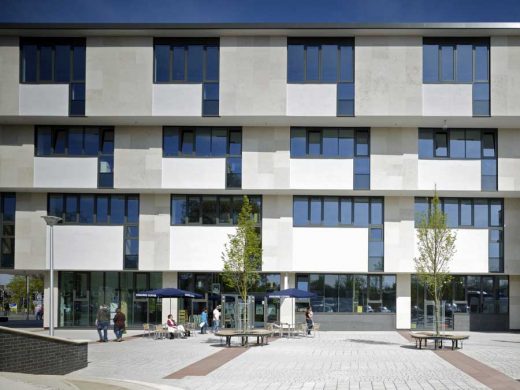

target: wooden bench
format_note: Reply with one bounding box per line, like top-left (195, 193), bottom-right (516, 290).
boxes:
top-left (215, 329), bottom-right (273, 347)
top-left (410, 333), bottom-right (469, 350)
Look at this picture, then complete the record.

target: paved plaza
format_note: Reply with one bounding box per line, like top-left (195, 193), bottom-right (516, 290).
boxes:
top-left (2, 330), bottom-right (520, 389)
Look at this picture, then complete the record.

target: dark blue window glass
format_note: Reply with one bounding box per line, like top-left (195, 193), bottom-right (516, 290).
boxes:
top-left (339, 45), bottom-right (354, 82)
top-left (443, 199), bottom-right (458, 228)
top-left (323, 197), bottom-right (338, 226)
top-left (36, 127), bottom-right (52, 156)
top-left (187, 45), bottom-right (204, 82)
top-left (456, 44), bottom-right (472, 82)
top-left (482, 175), bottom-right (497, 191)
top-left (482, 132), bottom-right (496, 157)
top-left (21, 44), bottom-right (37, 82)
top-left (308, 131), bottom-right (321, 156)
top-left (39, 46), bottom-right (53, 81)
top-left (202, 83), bottom-right (219, 116)
top-left (172, 46), bottom-right (185, 81)
top-left (229, 130), bottom-right (242, 155)
top-left (337, 99), bottom-right (354, 117)
top-left (205, 45), bottom-right (219, 81)
top-left (187, 196), bottom-right (201, 223)
top-left (353, 198), bottom-right (369, 227)
top-left (79, 195), bottom-right (94, 224)
top-left (211, 128), bottom-right (227, 157)
top-left (482, 159), bottom-right (497, 176)
top-left (490, 201), bottom-right (502, 227)
top-left (226, 157), bottom-right (242, 188)
top-left (473, 83), bottom-right (490, 116)
top-left (450, 129), bottom-right (466, 158)
top-left (127, 197), bottom-right (139, 223)
top-left (370, 199), bottom-right (383, 225)
top-left (310, 197), bottom-right (321, 225)
top-left (195, 127), bottom-right (211, 156)
top-left (434, 131), bottom-right (448, 157)
top-left (475, 45), bottom-right (489, 81)
top-left (322, 129), bottom-right (338, 157)
top-left (369, 241), bottom-right (384, 257)
top-left (72, 46), bottom-right (86, 81)
top-left (70, 83), bottom-right (85, 116)
top-left (441, 45), bottom-right (454, 81)
top-left (181, 130), bottom-right (194, 155)
top-left (340, 198), bottom-right (352, 225)
top-left (321, 45), bottom-right (337, 82)
top-left (355, 131), bottom-right (369, 156)
top-left (337, 83), bottom-right (355, 116)
top-left (48, 195), bottom-right (63, 218)
top-left (101, 130), bottom-right (114, 154)
top-left (110, 196), bottom-right (125, 225)
top-left (68, 128), bottom-right (83, 155)
top-left (418, 129), bottom-right (434, 158)
top-left (354, 157), bottom-right (370, 175)
top-left (338, 129), bottom-right (354, 157)
top-left (466, 130), bottom-right (481, 158)
top-left (64, 195), bottom-right (77, 222)
top-left (460, 199), bottom-right (472, 226)
top-left (84, 128), bottom-right (99, 156)
top-left (287, 44), bottom-right (305, 83)
top-left (415, 198), bottom-right (429, 225)
top-left (155, 44), bottom-right (170, 82)
top-left (163, 128), bottom-right (179, 156)
top-left (125, 239), bottom-right (139, 256)
top-left (338, 83), bottom-right (354, 100)
top-left (306, 46), bottom-right (319, 82)
top-left (55, 45), bottom-right (71, 82)
top-left (53, 129), bottom-right (67, 154)
top-left (202, 99), bottom-right (219, 117)
top-left (423, 44), bottom-right (438, 83)
top-left (172, 196), bottom-right (187, 225)
top-left (474, 200), bottom-right (489, 228)
top-left (96, 196), bottom-right (109, 224)
top-left (370, 228), bottom-right (383, 241)
top-left (291, 128), bottom-right (306, 158)
top-left (354, 174), bottom-right (370, 190)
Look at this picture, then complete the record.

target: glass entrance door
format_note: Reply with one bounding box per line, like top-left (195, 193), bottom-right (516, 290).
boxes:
top-left (72, 272), bottom-right (89, 326)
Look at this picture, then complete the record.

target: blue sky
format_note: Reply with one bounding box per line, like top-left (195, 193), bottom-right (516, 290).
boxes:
top-left (1, 0), bottom-right (519, 25)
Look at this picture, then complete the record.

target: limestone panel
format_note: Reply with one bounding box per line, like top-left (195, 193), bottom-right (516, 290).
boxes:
top-left (0, 36), bottom-right (19, 116)
top-left (491, 36), bottom-right (520, 116)
top-left (384, 197), bottom-right (415, 273)
top-left (15, 193), bottom-right (47, 270)
top-left (498, 128), bottom-right (520, 191)
top-left (0, 125), bottom-right (34, 189)
top-left (262, 195), bottom-right (293, 272)
top-left (139, 194), bottom-right (171, 271)
top-left (505, 198), bottom-right (520, 275)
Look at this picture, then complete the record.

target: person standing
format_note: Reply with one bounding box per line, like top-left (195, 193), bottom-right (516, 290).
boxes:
top-left (200, 308), bottom-right (208, 334)
top-left (113, 308), bottom-right (126, 342)
top-left (212, 305), bottom-right (221, 333)
top-left (96, 304), bottom-right (110, 342)
top-left (305, 306), bottom-right (314, 335)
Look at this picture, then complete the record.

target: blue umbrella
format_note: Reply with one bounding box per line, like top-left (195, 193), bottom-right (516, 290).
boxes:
top-left (266, 289), bottom-right (316, 328)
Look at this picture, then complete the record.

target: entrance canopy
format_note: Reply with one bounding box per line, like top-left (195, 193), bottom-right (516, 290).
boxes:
top-left (136, 288), bottom-right (203, 299)
top-left (266, 288), bottom-right (316, 299)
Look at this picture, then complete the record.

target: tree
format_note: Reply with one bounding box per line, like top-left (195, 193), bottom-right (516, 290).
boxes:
top-left (6, 274), bottom-right (44, 312)
top-left (414, 192), bottom-right (457, 335)
top-left (221, 196), bottom-right (262, 331)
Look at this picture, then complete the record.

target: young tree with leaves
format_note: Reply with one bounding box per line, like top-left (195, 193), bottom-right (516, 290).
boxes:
top-left (415, 192), bottom-right (457, 335)
top-left (221, 196), bottom-right (262, 331)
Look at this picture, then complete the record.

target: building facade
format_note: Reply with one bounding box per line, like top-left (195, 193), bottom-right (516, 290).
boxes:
top-left (1, 3), bottom-right (520, 331)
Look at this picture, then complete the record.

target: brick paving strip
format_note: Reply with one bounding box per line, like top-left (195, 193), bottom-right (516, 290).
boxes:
top-left (397, 330), bottom-right (520, 389)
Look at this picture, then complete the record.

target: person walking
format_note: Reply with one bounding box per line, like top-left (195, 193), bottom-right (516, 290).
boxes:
top-left (96, 304), bottom-right (110, 342)
top-left (113, 308), bottom-right (126, 342)
top-left (305, 306), bottom-right (314, 335)
top-left (212, 305), bottom-right (221, 333)
top-left (200, 308), bottom-right (208, 334)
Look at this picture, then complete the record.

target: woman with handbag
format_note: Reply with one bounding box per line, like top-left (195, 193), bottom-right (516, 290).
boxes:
top-left (113, 308), bottom-right (126, 342)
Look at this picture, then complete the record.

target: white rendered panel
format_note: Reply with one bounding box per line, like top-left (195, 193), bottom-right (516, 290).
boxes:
top-left (152, 84), bottom-right (202, 116)
top-left (162, 158), bottom-right (226, 189)
top-left (290, 159), bottom-right (354, 190)
top-left (414, 229), bottom-right (489, 273)
top-left (418, 160), bottom-right (481, 191)
top-left (34, 157), bottom-right (98, 188)
top-left (292, 228), bottom-right (368, 272)
top-left (170, 226), bottom-right (236, 271)
top-left (286, 84), bottom-right (337, 116)
top-left (52, 226), bottom-right (124, 270)
top-left (19, 84), bottom-right (69, 116)
top-left (422, 84), bottom-right (473, 116)
top-left (396, 274), bottom-right (412, 329)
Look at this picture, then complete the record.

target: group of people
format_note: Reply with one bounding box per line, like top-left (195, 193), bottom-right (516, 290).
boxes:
top-left (198, 305), bottom-right (221, 334)
top-left (95, 305), bottom-right (126, 342)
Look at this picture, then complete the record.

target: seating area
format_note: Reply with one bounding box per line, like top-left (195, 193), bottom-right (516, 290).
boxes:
top-left (265, 322), bottom-right (319, 338)
top-left (410, 332), bottom-right (469, 350)
top-left (142, 322), bottom-right (193, 340)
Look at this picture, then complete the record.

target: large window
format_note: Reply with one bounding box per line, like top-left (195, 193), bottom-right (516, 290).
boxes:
top-left (171, 195), bottom-right (261, 226)
top-left (287, 38), bottom-right (355, 116)
top-left (20, 38), bottom-right (86, 116)
top-left (296, 274), bottom-right (396, 313)
top-left (423, 38), bottom-right (490, 116)
top-left (1, 193), bottom-right (15, 269)
top-left (154, 38), bottom-right (219, 116)
top-left (418, 128), bottom-right (497, 191)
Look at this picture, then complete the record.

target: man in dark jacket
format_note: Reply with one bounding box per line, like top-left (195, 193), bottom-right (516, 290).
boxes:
top-left (113, 308), bottom-right (126, 342)
top-left (96, 304), bottom-right (110, 342)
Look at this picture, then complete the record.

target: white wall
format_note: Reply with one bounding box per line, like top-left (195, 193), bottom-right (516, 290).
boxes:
top-left (0, 36), bottom-right (20, 116)
top-left (384, 197), bottom-right (415, 273)
top-left (262, 195), bottom-right (293, 272)
top-left (422, 84), bottom-right (473, 116)
top-left (414, 229), bottom-right (489, 273)
top-left (396, 274), bottom-right (411, 329)
top-left (52, 225), bottom-right (124, 270)
top-left (19, 84), bottom-right (69, 116)
top-left (418, 160), bottom-right (481, 191)
top-left (290, 159), bottom-right (353, 190)
top-left (162, 158), bottom-right (226, 189)
top-left (292, 228), bottom-right (368, 272)
top-left (152, 84), bottom-right (202, 116)
top-left (139, 194), bottom-right (171, 271)
top-left (510, 275), bottom-right (520, 330)
top-left (34, 157), bottom-right (98, 188)
top-left (170, 226), bottom-right (236, 271)
top-left (498, 128), bottom-right (520, 191)
top-left (286, 84), bottom-right (337, 116)
top-left (505, 198), bottom-right (520, 275)
top-left (491, 36), bottom-right (520, 116)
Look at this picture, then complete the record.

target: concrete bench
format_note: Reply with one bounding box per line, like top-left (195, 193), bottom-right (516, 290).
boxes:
top-left (411, 333), bottom-right (469, 350)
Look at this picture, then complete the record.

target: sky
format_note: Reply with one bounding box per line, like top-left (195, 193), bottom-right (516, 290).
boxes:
top-left (1, 0), bottom-right (519, 25)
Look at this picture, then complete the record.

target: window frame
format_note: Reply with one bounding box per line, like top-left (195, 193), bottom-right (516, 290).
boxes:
top-left (163, 127), bottom-right (242, 158)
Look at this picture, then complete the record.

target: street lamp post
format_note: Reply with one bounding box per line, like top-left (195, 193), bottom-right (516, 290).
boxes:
top-left (42, 216), bottom-right (62, 336)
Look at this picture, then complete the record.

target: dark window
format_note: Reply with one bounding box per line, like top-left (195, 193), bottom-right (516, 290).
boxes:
top-left (65, 195), bottom-right (78, 223)
top-left (290, 128), bottom-right (306, 158)
top-left (322, 129), bottom-right (338, 157)
top-left (310, 197), bottom-right (322, 225)
top-left (293, 197), bottom-right (308, 226)
top-left (434, 131), bottom-right (448, 157)
top-left (164, 127), bottom-right (241, 158)
top-left (290, 127), bottom-right (365, 159)
top-left (308, 131), bottom-right (321, 156)
top-left (449, 129), bottom-right (465, 159)
top-left (440, 45), bottom-right (455, 82)
top-left (323, 197), bottom-right (339, 226)
top-left (287, 44), bottom-right (305, 83)
top-left (195, 127), bottom-right (211, 156)
top-left (420, 128), bottom-right (496, 160)
top-left (35, 126), bottom-right (112, 157)
top-left (1, 193), bottom-right (16, 269)
top-left (337, 83), bottom-right (355, 117)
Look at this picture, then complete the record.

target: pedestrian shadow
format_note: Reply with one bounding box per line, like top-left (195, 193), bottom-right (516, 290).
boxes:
top-left (348, 339), bottom-right (401, 346)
